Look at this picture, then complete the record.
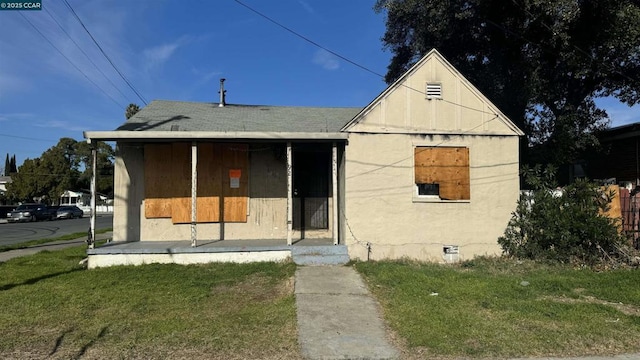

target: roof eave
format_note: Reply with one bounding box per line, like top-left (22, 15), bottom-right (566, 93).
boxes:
top-left (84, 130), bottom-right (349, 142)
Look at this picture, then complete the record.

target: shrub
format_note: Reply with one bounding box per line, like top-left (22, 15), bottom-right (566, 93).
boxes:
top-left (498, 165), bottom-right (626, 265)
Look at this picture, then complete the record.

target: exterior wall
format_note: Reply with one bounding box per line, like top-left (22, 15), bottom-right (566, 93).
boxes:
top-left (344, 133), bottom-right (520, 262)
top-left (113, 142), bottom-right (334, 242)
top-left (113, 143), bottom-right (144, 242)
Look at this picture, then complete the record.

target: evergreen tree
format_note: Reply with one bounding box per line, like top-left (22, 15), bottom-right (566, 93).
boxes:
top-left (3, 154), bottom-right (8, 176)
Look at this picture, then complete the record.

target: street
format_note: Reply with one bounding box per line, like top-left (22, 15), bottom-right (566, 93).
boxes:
top-left (0, 215), bottom-right (113, 247)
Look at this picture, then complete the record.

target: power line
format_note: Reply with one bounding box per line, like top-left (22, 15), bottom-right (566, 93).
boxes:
top-left (61, 0), bottom-right (148, 105)
top-left (234, 0), bottom-right (499, 117)
top-left (18, 12), bottom-right (126, 109)
top-left (0, 132), bottom-right (58, 142)
top-left (234, 0), bottom-right (385, 80)
top-left (44, 6), bottom-right (133, 105)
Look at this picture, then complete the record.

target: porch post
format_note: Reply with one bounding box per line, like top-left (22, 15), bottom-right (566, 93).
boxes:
top-left (191, 142), bottom-right (198, 247)
top-left (286, 142), bottom-right (293, 246)
top-left (89, 142), bottom-right (97, 249)
top-left (332, 142), bottom-right (339, 245)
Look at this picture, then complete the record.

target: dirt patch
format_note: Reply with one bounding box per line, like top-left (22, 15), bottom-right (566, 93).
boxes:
top-left (541, 293), bottom-right (640, 316)
top-left (211, 273), bottom-right (294, 302)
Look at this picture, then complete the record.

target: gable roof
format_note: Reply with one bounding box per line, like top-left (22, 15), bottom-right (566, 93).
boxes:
top-left (341, 49), bottom-right (524, 136)
top-left (85, 100), bottom-right (361, 142)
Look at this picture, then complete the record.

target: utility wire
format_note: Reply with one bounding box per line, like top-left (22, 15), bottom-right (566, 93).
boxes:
top-left (234, 0), bottom-right (385, 79)
top-left (234, 0), bottom-right (499, 117)
top-left (61, 0), bottom-right (148, 105)
top-left (44, 7), bottom-right (134, 105)
top-left (18, 12), bottom-right (126, 109)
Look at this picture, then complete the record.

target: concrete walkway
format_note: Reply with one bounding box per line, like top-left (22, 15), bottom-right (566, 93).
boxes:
top-left (0, 232), bottom-right (112, 263)
top-left (295, 266), bottom-right (399, 360)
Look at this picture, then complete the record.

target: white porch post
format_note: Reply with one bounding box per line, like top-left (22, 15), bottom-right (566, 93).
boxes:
top-left (332, 142), bottom-right (338, 245)
top-left (89, 142), bottom-right (97, 249)
top-left (191, 142), bottom-right (198, 247)
top-left (286, 142), bottom-right (293, 246)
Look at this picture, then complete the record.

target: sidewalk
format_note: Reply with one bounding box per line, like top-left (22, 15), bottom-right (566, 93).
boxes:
top-left (0, 231), bottom-right (113, 263)
top-left (295, 266), bottom-right (399, 360)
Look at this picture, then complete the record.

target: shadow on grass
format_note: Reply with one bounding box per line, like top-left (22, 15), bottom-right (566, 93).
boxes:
top-left (75, 326), bottom-right (108, 359)
top-left (0, 267), bottom-right (83, 291)
top-left (49, 328), bottom-right (74, 356)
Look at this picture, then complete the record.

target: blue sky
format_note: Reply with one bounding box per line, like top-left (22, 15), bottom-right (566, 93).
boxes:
top-left (0, 0), bottom-right (638, 167)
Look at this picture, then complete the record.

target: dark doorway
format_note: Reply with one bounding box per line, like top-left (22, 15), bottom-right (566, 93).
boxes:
top-left (293, 147), bottom-right (330, 231)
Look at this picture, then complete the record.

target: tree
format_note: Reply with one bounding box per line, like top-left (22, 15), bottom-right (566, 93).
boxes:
top-left (4, 154), bottom-right (9, 176)
top-left (10, 154), bottom-right (17, 173)
top-left (4, 138), bottom-right (116, 204)
top-left (75, 141), bottom-right (115, 197)
top-left (375, 0), bottom-right (640, 165)
top-left (125, 103), bottom-right (141, 119)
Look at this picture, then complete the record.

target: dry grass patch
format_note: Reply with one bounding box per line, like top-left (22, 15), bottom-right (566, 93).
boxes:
top-left (356, 258), bottom-right (640, 359)
top-left (0, 245), bottom-right (300, 359)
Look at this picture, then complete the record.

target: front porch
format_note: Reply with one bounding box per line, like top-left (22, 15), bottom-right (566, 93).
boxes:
top-left (87, 238), bottom-right (349, 269)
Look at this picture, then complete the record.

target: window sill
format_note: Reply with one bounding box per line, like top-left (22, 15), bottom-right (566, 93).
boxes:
top-left (412, 196), bottom-right (470, 203)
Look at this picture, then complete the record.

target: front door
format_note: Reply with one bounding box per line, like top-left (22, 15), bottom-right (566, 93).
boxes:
top-left (293, 148), bottom-right (329, 231)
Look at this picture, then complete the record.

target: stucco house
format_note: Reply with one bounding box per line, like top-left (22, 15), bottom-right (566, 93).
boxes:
top-left (84, 49), bottom-right (523, 267)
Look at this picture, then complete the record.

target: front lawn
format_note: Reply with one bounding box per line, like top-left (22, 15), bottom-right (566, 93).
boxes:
top-left (355, 258), bottom-right (640, 359)
top-left (0, 246), bottom-right (299, 359)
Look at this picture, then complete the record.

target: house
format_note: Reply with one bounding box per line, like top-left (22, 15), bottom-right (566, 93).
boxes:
top-left (587, 121), bottom-right (640, 187)
top-left (585, 122), bottom-right (640, 243)
top-left (83, 49), bottom-right (523, 267)
top-left (0, 176), bottom-right (11, 196)
top-left (60, 190), bottom-right (90, 206)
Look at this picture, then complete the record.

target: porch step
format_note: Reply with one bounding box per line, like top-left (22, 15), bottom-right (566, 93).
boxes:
top-left (291, 245), bottom-right (350, 266)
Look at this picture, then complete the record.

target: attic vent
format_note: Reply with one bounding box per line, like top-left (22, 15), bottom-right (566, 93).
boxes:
top-left (426, 83), bottom-right (442, 99)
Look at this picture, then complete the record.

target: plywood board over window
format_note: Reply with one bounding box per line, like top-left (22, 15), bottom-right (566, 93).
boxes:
top-left (144, 142), bottom-right (248, 223)
top-left (144, 144), bottom-right (173, 218)
top-left (222, 144), bottom-right (248, 222)
top-left (197, 143), bottom-right (222, 222)
top-left (171, 142), bottom-right (192, 224)
top-left (415, 147), bottom-right (470, 200)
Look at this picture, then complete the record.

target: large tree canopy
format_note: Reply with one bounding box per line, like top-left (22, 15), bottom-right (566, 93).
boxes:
top-left (6, 138), bottom-right (114, 203)
top-left (375, 0), bottom-right (640, 165)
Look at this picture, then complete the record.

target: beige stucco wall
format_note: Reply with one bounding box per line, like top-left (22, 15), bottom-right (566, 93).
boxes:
top-left (344, 133), bottom-right (519, 262)
top-left (113, 143), bottom-right (333, 242)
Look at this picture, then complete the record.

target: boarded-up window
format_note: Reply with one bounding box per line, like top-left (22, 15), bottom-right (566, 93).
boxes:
top-left (414, 147), bottom-right (470, 200)
top-left (222, 144), bottom-right (248, 222)
top-left (197, 143), bottom-right (222, 223)
top-left (144, 144), bottom-right (173, 218)
top-left (171, 143), bottom-right (192, 224)
top-left (144, 142), bottom-right (248, 223)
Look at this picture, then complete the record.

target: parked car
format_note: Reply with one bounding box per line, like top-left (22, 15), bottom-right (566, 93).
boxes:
top-left (56, 206), bottom-right (84, 219)
top-left (7, 204), bottom-right (55, 223)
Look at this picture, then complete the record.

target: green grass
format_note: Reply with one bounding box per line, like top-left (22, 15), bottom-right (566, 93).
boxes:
top-left (0, 246), bottom-right (299, 359)
top-left (0, 228), bottom-right (112, 252)
top-left (355, 257), bottom-right (640, 359)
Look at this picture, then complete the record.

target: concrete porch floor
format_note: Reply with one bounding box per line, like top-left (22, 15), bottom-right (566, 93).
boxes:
top-left (86, 238), bottom-right (344, 269)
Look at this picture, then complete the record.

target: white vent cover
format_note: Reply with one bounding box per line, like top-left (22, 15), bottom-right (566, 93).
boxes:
top-left (426, 83), bottom-right (442, 99)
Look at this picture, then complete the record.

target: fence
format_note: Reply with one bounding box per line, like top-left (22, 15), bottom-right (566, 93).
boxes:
top-left (620, 188), bottom-right (640, 248)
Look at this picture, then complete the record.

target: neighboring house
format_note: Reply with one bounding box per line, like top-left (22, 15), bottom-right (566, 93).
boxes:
top-left (60, 190), bottom-right (90, 206)
top-left (0, 176), bottom-right (11, 196)
top-left (83, 49), bottom-right (523, 266)
top-left (587, 122), bottom-right (640, 186)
